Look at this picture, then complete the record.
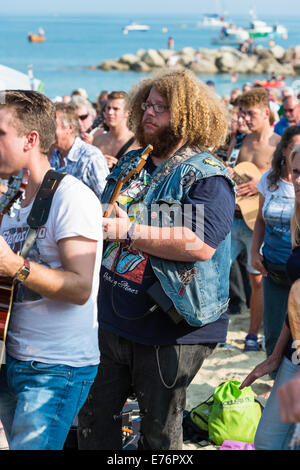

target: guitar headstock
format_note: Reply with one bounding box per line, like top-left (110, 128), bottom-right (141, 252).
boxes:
top-left (0, 169), bottom-right (29, 217)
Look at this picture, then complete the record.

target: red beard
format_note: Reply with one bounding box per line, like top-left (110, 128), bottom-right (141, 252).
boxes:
top-left (136, 121), bottom-right (181, 159)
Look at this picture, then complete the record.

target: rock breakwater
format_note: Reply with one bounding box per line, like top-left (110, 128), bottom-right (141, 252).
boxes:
top-left (93, 45), bottom-right (300, 76)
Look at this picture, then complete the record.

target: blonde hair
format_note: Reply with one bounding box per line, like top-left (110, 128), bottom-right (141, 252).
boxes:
top-left (289, 144), bottom-right (300, 247)
top-left (127, 68), bottom-right (228, 151)
top-left (238, 87), bottom-right (270, 110)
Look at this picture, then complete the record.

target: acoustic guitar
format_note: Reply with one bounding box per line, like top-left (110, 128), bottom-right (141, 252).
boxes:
top-left (232, 161), bottom-right (262, 231)
top-left (0, 169), bottom-right (29, 367)
top-left (285, 280), bottom-right (300, 450)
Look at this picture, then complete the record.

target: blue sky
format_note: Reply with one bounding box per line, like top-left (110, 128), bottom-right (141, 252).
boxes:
top-left (2, 0), bottom-right (300, 15)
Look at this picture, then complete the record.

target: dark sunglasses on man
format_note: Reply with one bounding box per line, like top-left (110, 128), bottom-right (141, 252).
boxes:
top-left (78, 113), bottom-right (89, 121)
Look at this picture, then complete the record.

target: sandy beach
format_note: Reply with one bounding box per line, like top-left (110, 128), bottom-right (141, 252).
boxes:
top-left (0, 308), bottom-right (273, 451)
top-left (183, 308), bottom-right (273, 450)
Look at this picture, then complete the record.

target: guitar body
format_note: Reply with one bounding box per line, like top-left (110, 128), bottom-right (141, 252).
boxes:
top-left (234, 162), bottom-right (262, 231)
top-left (0, 169), bottom-right (29, 367)
top-left (0, 276), bottom-right (15, 365)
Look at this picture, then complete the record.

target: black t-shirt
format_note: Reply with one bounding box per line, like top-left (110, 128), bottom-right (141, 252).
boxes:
top-left (99, 158), bottom-right (235, 345)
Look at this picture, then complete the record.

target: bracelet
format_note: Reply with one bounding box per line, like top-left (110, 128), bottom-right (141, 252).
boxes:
top-left (124, 222), bottom-right (136, 246)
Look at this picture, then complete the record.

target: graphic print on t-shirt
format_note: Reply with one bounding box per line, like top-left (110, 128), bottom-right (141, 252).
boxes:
top-left (102, 168), bottom-right (150, 287)
top-left (103, 242), bottom-right (147, 284)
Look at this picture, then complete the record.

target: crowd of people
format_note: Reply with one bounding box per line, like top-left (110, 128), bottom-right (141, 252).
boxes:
top-left (0, 69), bottom-right (299, 451)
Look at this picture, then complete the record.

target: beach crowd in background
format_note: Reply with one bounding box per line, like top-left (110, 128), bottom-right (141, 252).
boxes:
top-left (0, 66), bottom-right (300, 452)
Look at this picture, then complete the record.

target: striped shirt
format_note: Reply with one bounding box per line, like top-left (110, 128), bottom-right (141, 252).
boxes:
top-left (50, 137), bottom-right (109, 200)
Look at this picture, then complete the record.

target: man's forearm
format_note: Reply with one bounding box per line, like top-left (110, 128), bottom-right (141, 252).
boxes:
top-left (132, 225), bottom-right (215, 261)
top-left (21, 260), bottom-right (92, 305)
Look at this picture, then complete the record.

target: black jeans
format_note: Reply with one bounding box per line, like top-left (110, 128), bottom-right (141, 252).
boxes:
top-left (77, 328), bottom-right (216, 450)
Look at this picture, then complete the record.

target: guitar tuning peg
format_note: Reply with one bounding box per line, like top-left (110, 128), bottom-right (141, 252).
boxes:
top-left (8, 208), bottom-right (15, 218)
top-left (13, 200), bottom-right (21, 211)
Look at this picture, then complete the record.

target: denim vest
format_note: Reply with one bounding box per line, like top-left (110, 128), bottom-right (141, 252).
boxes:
top-left (102, 149), bottom-right (235, 327)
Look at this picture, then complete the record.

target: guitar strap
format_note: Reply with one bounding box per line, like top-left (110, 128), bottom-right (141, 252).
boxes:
top-left (21, 170), bottom-right (67, 258)
top-left (114, 137), bottom-right (135, 160)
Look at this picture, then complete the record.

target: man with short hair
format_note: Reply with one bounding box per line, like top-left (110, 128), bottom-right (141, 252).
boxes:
top-left (50, 103), bottom-right (109, 200)
top-left (0, 90), bottom-right (102, 450)
top-left (78, 69), bottom-right (235, 450)
top-left (230, 88), bottom-right (281, 351)
top-left (274, 96), bottom-right (300, 136)
top-left (93, 91), bottom-right (138, 168)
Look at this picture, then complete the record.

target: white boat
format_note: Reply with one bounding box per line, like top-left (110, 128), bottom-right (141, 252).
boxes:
top-left (197, 14), bottom-right (229, 29)
top-left (247, 6), bottom-right (288, 38)
top-left (212, 26), bottom-right (250, 45)
top-left (122, 22), bottom-right (150, 34)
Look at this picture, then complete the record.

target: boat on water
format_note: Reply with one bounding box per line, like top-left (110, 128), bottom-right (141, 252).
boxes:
top-left (254, 78), bottom-right (286, 89)
top-left (248, 19), bottom-right (288, 38)
top-left (122, 22), bottom-right (150, 34)
top-left (212, 25), bottom-right (249, 45)
top-left (28, 27), bottom-right (46, 42)
top-left (197, 14), bottom-right (229, 29)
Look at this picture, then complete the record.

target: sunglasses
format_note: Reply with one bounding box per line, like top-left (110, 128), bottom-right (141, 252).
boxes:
top-left (284, 108), bottom-right (295, 113)
top-left (78, 114), bottom-right (89, 121)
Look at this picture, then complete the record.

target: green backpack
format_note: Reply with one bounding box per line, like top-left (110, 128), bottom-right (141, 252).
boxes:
top-left (183, 380), bottom-right (263, 446)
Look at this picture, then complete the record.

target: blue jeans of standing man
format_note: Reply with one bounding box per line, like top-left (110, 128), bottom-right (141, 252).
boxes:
top-left (78, 328), bottom-right (216, 450)
top-left (263, 274), bottom-right (290, 359)
top-left (0, 354), bottom-right (97, 450)
top-left (230, 217), bottom-right (260, 274)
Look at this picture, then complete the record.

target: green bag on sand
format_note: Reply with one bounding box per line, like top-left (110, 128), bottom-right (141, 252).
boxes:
top-left (182, 395), bottom-right (214, 443)
top-left (208, 380), bottom-right (263, 445)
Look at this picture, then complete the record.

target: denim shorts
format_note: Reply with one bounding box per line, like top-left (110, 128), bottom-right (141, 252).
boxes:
top-left (0, 354), bottom-right (97, 450)
top-left (230, 216), bottom-right (260, 275)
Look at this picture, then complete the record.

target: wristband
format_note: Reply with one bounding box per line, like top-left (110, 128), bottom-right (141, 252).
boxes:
top-left (124, 223), bottom-right (135, 246)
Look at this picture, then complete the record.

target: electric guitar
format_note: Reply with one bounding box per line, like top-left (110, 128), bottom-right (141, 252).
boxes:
top-left (0, 169), bottom-right (29, 366)
top-left (103, 144), bottom-right (153, 218)
top-left (232, 161), bottom-right (262, 231)
top-left (285, 280), bottom-right (300, 450)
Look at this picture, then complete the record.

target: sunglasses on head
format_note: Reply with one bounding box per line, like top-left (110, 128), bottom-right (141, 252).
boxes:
top-left (78, 114), bottom-right (89, 121)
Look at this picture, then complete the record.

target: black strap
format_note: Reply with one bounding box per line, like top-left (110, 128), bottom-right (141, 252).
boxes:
top-left (21, 170), bottom-right (67, 258)
top-left (114, 137), bottom-right (135, 160)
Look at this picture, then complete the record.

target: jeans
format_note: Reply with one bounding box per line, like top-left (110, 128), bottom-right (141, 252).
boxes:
top-left (229, 249), bottom-right (251, 313)
top-left (263, 275), bottom-right (290, 359)
top-left (254, 357), bottom-right (299, 450)
top-left (230, 217), bottom-right (260, 274)
top-left (0, 354), bottom-right (97, 450)
top-left (78, 328), bottom-right (216, 450)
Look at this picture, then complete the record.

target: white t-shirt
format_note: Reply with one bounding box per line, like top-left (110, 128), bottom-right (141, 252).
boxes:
top-left (1, 175), bottom-right (102, 367)
top-left (257, 169), bottom-right (294, 264)
top-left (257, 169), bottom-right (295, 218)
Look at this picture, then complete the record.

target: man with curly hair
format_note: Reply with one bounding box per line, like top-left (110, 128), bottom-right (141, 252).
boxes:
top-left (78, 69), bottom-right (235, 450)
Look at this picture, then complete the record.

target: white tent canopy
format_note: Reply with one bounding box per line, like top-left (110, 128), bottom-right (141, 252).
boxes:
top-left (0, 64), bottom-right (44, 92)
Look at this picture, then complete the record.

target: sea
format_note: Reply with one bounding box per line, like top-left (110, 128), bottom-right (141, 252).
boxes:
top-left (1, 13), bottom-right (300, 102)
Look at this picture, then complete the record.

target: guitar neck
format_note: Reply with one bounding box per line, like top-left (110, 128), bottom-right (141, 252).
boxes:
top-left (103, 145), bottom-right (153, 219)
